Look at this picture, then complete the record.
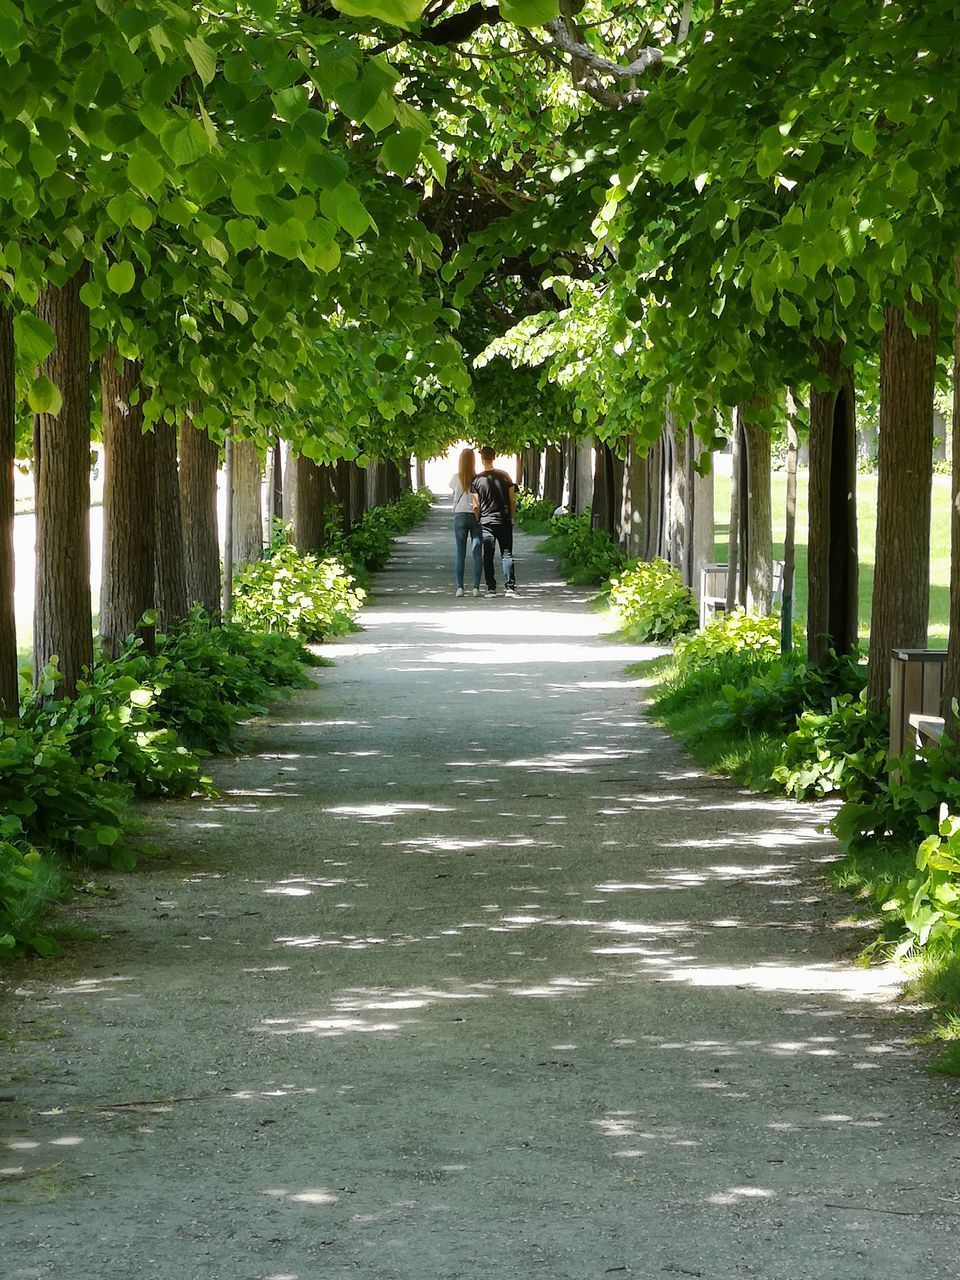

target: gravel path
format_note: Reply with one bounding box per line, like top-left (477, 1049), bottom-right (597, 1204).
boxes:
top-left (3, 503), bottom-right (959, 1280)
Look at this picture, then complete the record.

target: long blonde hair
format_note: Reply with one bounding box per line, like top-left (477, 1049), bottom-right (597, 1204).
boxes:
top-left (458, 447), bottom-right (477, 492)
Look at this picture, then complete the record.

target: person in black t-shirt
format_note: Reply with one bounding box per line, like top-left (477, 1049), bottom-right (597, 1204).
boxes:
top-left (469, 446), bottom-right (517, 597)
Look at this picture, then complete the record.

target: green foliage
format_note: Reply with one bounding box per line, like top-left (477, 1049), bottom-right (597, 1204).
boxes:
top-left (0, 722), bottom-right (128, 864)
top-left (515, 489), bottom-right (557, 532)
top-left (0, 840), bottom-right (62, 958)
top-left (771, 697), bottom-right (888, 801)
top-left (609, 558), bottom-right (697, 642)
top-left (673, 609), bottom-right (785, 674)
top-left (708, 653), bottom-right (866, 735)
top-left (879, 814), bottom-right (960, 958)
top-left (232, 546), bottom-right (365, 645)
top-left (541, 511), bottom-right (624, 585)
top-left (21, 658), bottom-right (210, 800)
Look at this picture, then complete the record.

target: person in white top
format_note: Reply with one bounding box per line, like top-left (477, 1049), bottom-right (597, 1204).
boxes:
top-left (450, 447), bottom-right (483, 597)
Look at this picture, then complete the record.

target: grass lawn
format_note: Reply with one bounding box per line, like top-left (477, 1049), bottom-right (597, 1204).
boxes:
top-left (712, 470), bottom-right (953, 647)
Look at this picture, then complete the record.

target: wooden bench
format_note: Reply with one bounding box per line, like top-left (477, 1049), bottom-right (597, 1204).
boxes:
top-left (889, 648), bottom-right (947, 765)
top-left (699, 560), bottom-right (785, 629)
top-left (908, 712), bottom-right (945, 752)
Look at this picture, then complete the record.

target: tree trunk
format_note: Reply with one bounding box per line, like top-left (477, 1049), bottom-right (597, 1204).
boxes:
top-left (272, 441), bottom-right (283, 523)
top-left (384, 458), bottom-right (403, 503)
top-left (726, 419), bottom-right (742, 612)
top-left (867, 300), bottom-right (939, 712)
top-left (945, 263), bottom-right (960, 739)
top-left (646, 434), bottom-right (664, 562)
top-left (574, 441), bottom-right (593, 515)
top-left (232, 438), bottom-right (262, 566)
top-left (263, 441), bottom-right (276, 548)
top-left (741, 403), bottom-right (772, 615)
top-left (415, 457), bottom-right (426, 489)
top-left (807, 341), bottom-right (859, 665)
top-left (620, 440), bottom-right (648, 559)
top-left (666, 408), bottom-right (688, 577)
top-left (100, 352), bottom-right (156, 659)
top-left (222, 432), bottom-right (234, 618)
top-left (782, 396), bottom-right (800, 653)
top-left (33, 268), bottom-right (93, 696)
top-left (592, 440), bottom-right (616, 535)
top-left (543, 444), bottom-right (565, 508)
top-left (335, 458), bottom-right (353, 532)
top-left (179, 417), bottom-right (221, 616)
top-left (691, 433), bottom-right (715, 601)
top-left (366, 460), bottom-right (389, 508)
top-left (154, 418), bottom-right (187, 633)
top-left (349, 459), bottom-right (367, 524)
top-left (0, 307), bottom-right (17, 713)
top-left (291, 455), bottom-right (334, 551)
top-left (523, 446), bottom-right (542, 497)
top-left (281, 439), bottom-right (298, 535)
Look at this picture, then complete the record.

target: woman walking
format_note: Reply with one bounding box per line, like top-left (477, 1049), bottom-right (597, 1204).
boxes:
top-left (450, 447), bottom-right (482, 597)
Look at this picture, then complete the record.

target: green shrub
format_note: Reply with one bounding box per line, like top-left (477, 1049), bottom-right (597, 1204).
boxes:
top-left (771, 695), bottom-right (888, 800)
top-left (0, 721), bottom-right (128, 863)
top-left (609, 558), bottom-right (698, 642)
top-left (232, 544), bottom-right (364, 644)
top-left (708, 653), bottom-right (866, 735)
top-left (674, 609), bottom-right (786, 674)
top-left (541, 511), bottom-right (625, 584)
top-left (21, 656), bottom-right (210, 799)
top-left (515, 490), bottom-right (556, 531)
top-left (0, 839), bottom-right (62, 957)
top-left (875, 814), bottom-right (960, 959)
top-left (831, 738), bottom-right (960, 859)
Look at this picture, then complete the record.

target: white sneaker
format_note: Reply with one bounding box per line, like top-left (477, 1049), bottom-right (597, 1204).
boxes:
top-left (455, 587), bottom-right (464, 597)
top-left (504, 587), bottom-right (517, 597)
top-left (472, 588), bottom-right (480, 597)
top-left (483, 587), bottom-right (497, 598)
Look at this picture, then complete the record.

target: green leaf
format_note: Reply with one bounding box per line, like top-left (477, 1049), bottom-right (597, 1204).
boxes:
top-left (14, 313), bottom-right (55, 365)
top-left (107, 261), bottom-right (136, 295)
top-left (160, 118), bottom-right (209, 167)
top-left (380, 127), bottom-right (421, 177)
top-left (127, 151), bottom-right (165, 196)
top-left (184, 35), bottom-right (217, 87)
top-left (836, 276), bottom-right (856, 309)
top-left (273, 86), bottom-right (309, 123)
top-left (28, 375), bottom-right (62, 415)
top-left (333, 0), bottom-right (426, 24)
top-left (500, 0), bottom-right (559, 24)
top-left (852, 123), bottom-right (876, 157)
top-left (778, 296), bottom-right (800, 327)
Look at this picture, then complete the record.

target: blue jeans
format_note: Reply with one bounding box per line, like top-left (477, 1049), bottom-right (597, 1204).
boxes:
top-left (454, 513), bottom-right (482, 589)
top-left (481, 522), bottom-right (515, 590)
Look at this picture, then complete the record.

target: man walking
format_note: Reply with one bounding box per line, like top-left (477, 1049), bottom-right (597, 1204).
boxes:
top-left (470, 446), bottom-right (517, 597)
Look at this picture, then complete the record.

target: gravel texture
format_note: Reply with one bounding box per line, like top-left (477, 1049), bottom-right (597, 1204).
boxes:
top-left (2, 502), bottom-right (959, 1280)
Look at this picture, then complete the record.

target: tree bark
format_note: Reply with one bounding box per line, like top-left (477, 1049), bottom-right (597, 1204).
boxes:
top-left (741, 402), bottom-right (773, 615)
top-left (33, 268), bottom-right (93, 696)
top-left (592, 440), bottom-right (616, 535)
top-left (646, 434), bottom-right (664, 562)
top-left (179, 417), bottom-right (221, 616)
top-left (292, 454), bottom-right (330, 551)
top-left (523, 446), bottom-right (542, 497)
top-left (726, 419), bottom-right (742, 612)
top-left (349, 458), bottom-right (367, 524)
top-left (574, 440), bottom-right (593, 515)
top-left (867, 300), bottom-right (939, 711)
top-left (232, 438), bottom-right (262, 566)
top-left (366, 460), bottom-right (389, 508)
top-left (946, 263), bottom-right (960, 739)
top-left (691, 433), bottom-right (715, 601)
top-left (619, 440), bottom-right (649, 559)
top-left (335, 458), bottom-right (353, 532)
top-left (100, 352), bottom-right (156, 659)
top-left (666, 407), bottom-right (688, 577)
top-left (542, 444), bottom-right (565, 508)
top-left (782, 395), bottom-right (800, 653)
top-left (384, 458), bottom-right (403, 503)
top-left (807, 342), bottom-right (859, 665)
top-left (0, 307), bottom-right (17, 713)
top-left (154, 418), bottom-right (187, 633)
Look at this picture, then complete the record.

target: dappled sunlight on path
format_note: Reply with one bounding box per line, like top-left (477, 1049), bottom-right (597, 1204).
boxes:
top-left (3, 501), bottom-right (958, 1279)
